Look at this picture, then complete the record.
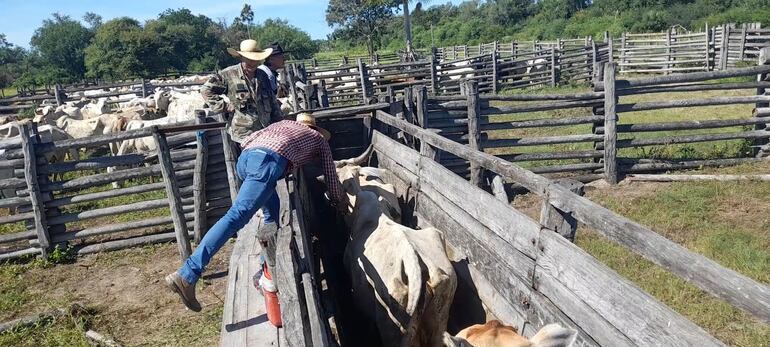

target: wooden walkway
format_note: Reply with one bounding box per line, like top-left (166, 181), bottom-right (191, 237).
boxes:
top-left (220, 214), bottom-right (286, 346)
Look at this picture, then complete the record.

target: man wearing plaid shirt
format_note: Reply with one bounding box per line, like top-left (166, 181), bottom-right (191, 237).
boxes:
top-left (165, 113), bottom-right (349, 312)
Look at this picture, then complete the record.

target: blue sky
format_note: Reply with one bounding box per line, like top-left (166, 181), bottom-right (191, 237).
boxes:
top-left (0, 0), bottom-right (464, 48)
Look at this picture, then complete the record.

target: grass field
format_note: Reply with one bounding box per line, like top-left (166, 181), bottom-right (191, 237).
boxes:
top-left (0, 87), bottom-right (16, 98)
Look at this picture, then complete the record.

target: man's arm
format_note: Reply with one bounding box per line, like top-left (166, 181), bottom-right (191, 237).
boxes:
top-left (201, 73), bottom-right (229, 113)
top-left (319, 139), bottom-right (345, 205)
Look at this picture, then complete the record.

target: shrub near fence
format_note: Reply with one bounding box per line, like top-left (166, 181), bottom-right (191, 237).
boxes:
top-left (0, 115), bottom-right (237, 261)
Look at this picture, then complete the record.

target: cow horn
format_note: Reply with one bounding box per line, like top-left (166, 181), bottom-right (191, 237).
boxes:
top-left (334, 145), bottom-right (373, 168)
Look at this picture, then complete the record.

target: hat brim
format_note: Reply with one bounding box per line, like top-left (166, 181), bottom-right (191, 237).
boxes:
top-left (227, 47), bottom-right (273, 62)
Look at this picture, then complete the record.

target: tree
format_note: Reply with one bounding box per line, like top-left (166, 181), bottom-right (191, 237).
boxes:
top-left (0, 34), bottom-right (27, 94)
top-left (326, 0), bottom-right (400, 56)
top-left (252, 19), bottom-right (318, 59)
top-left (240, 4), bottom-right (255, 38)
top-left (149, 8), bottom-right (228, 72)
top-left (85, 18), bottom-right (166, 78)
top-left (30, 13), bottom-right (93, 81)
top-left (83, 12), bottom-right (103, 30)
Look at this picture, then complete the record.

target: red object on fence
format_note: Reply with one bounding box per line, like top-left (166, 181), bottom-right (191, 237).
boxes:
top-left (259, 264), bottom-right (283, 327)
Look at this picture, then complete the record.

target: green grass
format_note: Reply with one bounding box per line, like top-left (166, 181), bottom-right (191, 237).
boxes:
top-left (1, 87), bottom-right (17, 98)
top-left (573, 165), bottom-right (770, 346)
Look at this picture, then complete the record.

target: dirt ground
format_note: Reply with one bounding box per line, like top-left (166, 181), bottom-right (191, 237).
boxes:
top-left (0, 240), bottom-right (235, 346)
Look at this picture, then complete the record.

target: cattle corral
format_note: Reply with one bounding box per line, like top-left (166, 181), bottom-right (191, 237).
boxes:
top-left (0, 30), bottom-right (769, 347)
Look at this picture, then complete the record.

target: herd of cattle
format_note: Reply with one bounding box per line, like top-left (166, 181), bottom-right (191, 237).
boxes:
top-left (336, 162), bottom-right (577, 347)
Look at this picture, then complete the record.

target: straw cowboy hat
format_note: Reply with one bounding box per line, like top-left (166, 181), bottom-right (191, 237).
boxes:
top-left (296, 113), bottom-right (331, 140)
top-left (227, 39), bottom-right (273, 62)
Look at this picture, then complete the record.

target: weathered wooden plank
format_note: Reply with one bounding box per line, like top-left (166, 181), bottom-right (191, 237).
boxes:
top-left (547, 185), bottom-right (770, 325)
top-left (374, 111), bottom-right (770, 325)
top-left (535, 231), bottom-right (723, 346)
top-left (465, 81), bottom-right (483, 187)
top-left (603, 63), bottom-right (619, 184)
top-left (193, 115), bottom-right (209, 243)
top-left (153, 130), bottom-right (191, 261)
top-left (20, 124), bottom-right (49, 255)
top-left (539, 179), bottom-right (583, 241)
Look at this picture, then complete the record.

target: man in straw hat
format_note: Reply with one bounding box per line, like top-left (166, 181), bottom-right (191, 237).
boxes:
top-left (202, 39), bottom-right (284, 144)
top-left (165, 113), bottom-right (349, 312)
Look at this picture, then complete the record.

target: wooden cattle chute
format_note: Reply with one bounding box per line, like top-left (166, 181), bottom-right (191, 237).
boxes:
top-left (370, 109), bottom-right (770, 345)
top-left (0, 117), bottom-right (237, 261)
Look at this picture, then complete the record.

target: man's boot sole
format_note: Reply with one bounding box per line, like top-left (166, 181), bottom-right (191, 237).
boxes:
top-left (165, 274), bottom-right (202, 312)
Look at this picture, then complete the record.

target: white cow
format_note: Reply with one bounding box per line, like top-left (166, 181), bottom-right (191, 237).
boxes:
top-left (339, 165), bottom-right (457, 346)
top-left (80, 98), bottom-right (110, 119)
top-left (166, 91), bottom-right (204, 121)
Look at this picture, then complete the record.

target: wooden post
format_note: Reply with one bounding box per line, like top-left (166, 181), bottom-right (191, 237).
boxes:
top-left (216, 114), bottom-right (240, 203)
top-left (342, 56), bottom-right (349, 65)
top-left (491, 51), bottom-right (499, 94)
top-left (415, 86), bottom-right (428, 128)
top-left (20, 124), bottom-right (51, 257)
top-left (54, 84), bottom-right (63, 107)
top-left (705, 23), bottom-right (712, 71)
top-left (357, 58), bottom-right (370, 105)
top-left (466, 81), bottom-right (483, 187)
top-left (302, 84), bottom-right (313, 110)
top-left (550, 48), bottom-right (558, 87)
top-left (312, 58), bottom-right (318, 68)
top-left (317, 80), bottom-right (330, 108)
top-left (740, 27), bottom-right (748, 61)
top-left (608, 33), bottom-right (614, 63)
top-left (666, 30), bottom-right (672, 75)
top-left (287, 65), bottom-right (300, 112)
top-left (403, 86), bottom-right (414, 124)
top-left (603, 63), bottom-right (619, 184)
top-left (152, 129), bottom-right (192, 260)
top-left (141, 78), bottom-right (148, 98)
top-left (755, 48), bottom-right (770, 158)
top-left (720, 25), bottom-right (730, 70)
top-left (620, 33), bottom-right (626, 73)
top-left (540, 179), bottom-right (584, 242)
top-left (591, 41), bottom-right (598, 81)
top-left (430, 48), bottom-right (439, 95)
top-left (192, 113), bottom-right (209, 243)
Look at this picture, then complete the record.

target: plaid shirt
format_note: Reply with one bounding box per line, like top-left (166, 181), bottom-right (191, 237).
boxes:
top-left (241, 120), bottom-right (344, 203)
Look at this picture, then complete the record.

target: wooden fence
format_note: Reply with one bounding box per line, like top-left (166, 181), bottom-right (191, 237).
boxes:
top-left (0, 116), bottom-right (238, 261)
top-left (393, 48), bottom-right (770, 185)
top-left (0, 78), bottom-right (207, 118)
top-left (371, 110), bottom-right (770, 345)
top-left (291, 42), bottom-right (611, 108)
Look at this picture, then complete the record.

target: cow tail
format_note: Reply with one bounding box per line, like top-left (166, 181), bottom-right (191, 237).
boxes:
top-left (529, 324), bottom-right (578, 347)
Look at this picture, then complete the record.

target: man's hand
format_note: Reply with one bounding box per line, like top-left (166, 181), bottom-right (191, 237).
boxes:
top-left (226, 102), bottom-right (236, 113)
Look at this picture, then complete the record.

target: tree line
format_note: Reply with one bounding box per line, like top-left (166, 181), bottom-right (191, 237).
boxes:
top-left (326, 0), bottom-right (770, 55)
top-left (2, 1), bottom-right (769, 94)
top-left (0, 7), bottom-right (317, 93)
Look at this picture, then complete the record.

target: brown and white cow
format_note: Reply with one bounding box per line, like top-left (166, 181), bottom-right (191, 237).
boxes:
top-left (453, 320), bottom-right (577, 347)
top-left (337, 165), bottom-right (457, 347)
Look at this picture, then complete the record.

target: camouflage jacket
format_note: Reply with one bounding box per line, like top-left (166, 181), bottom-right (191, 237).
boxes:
top-left (201, 63), bottom-right (283, 144)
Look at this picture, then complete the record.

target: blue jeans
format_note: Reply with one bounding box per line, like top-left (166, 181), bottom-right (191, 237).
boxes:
top-left (178, 147), bottom-right (288, 284)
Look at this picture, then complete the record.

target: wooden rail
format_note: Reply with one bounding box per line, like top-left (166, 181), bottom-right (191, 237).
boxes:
top-left (372, 109), bottom-right (770, 328)
top-left (0, 119), bottom-right (236, 262)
